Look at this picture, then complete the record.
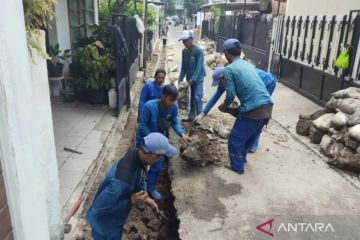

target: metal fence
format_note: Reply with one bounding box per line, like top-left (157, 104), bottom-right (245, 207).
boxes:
top-left (270, 11), bottom-right (360, 104)
top-left (112, 14), bottom-right (140, 115)
top-left (202, 14), bottom-right (272, 70)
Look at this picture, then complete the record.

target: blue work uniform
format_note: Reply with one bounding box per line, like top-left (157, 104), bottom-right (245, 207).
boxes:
top-left (138, 80), bottom-right (164, 119)
top-left (202, 68), bottom-right (276, 152)
top-left (179, 44), bottom-right (206, 118)
top-left (86, 148), bottom-right (146, 240)
top-left (136, 99), bottom-right (184, 192)
top-left (223, 59), bottom-right (273, 172)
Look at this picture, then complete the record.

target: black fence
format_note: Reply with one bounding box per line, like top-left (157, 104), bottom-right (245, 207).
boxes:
top-left (271, 11), bottom-right (360, 105)
top-left (112, 14), bottom-right (140, 116)
top-left (202, 14), bottom-right (272, 70)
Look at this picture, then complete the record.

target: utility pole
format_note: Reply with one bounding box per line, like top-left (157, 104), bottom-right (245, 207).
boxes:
top-left (242, 0), bottom-right (246, 15)
top-left (142, 0), bottom-right (148, 69)
top-left (276, 0), bottom-right (281, 16)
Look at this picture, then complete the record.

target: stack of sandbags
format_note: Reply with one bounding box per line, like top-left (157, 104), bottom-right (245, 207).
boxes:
top-left (206, 53), bottom-right (227, 70)
top-left (177, 81), bottom-right (190, 110)
top-left (204, 42), bottom-right (216, 55)
top-left (296, 87), bottom-right (360, 173)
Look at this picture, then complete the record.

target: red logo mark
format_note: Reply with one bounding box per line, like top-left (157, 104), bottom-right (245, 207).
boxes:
top-left (256, 219), bottom-right (274, 237)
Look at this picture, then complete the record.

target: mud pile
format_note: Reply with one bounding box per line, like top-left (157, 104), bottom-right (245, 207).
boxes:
top-left (179, 122), bottom-right (231, 167)
top-left (296, 87), bottom-right (360, 173)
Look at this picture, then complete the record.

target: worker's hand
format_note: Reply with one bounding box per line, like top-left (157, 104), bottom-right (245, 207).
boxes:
top-left (218, 103), bottom-right (229, 113)
top-left (188, 80), bottom-right (193, 85)
top-left (181, 134), bottom-right (192, 142)
top-left (146, 197), bottom-right (159, 212)
top-left (131, 191), bottom-right (148, 205)
top-left (194, 112), bottom-right (205, 124)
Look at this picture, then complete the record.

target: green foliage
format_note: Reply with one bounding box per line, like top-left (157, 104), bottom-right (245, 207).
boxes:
top-left (23, 0), bottom-right (57, 58)
top-left (184, 0), bottom-right (202, 18)
top-left (210, 6), bottom-right (223, 33)
top-left (49, 44), bottom-right (71, 66)
top-left (73, 42), bottom-right (114, 90)
top-left (165, 0), bottom-right (176, 16)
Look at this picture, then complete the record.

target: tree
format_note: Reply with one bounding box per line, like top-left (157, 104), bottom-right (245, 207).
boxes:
top-left (183, 0), bottom-right (203, 18)
top-left (165, 0), bottom-right (176, 16)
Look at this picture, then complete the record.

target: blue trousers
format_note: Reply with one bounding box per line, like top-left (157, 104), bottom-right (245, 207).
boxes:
top-left (249, 129), bottom-right (262, 152)
top-left (92, 228), bottom-right (123, 240)
top-left (147, 157), bottom-right (164, 192)
top-left (189, 80), bottom-right (204, 119)
top-left (228, 115), bottom-right (265, 172)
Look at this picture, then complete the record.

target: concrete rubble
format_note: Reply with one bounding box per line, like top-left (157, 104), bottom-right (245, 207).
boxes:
top-left (296, 87), bottom-right (360, 173)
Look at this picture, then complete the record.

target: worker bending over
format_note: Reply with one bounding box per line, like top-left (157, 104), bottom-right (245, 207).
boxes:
top-left (86, 133), bottom-right (177, 240)
top-left (199, 39), bottom-right (272, 174)
top-left (195, 67), bottom-right (276, 153)
top-left (136, 85), bottom-right (192, 200)
top-left (178, 31), bottom-right (206, 120)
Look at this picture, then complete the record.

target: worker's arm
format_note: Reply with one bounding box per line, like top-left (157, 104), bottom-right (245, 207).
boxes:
top-left (138, 105), bottom-right (152, 137)
top-left (203, 87), bottom-right (225, 115)
top-left (171, 104), bottom-right (185, 137)
top-left (138, 84), bottom-right (150, 118)
top-left (223, 69), bottom-right (236, 107)
top-left (91, 179), bottom-right (131, 216)
top-left (179, 50), bottom-right (186, 81)
top-left (190, 49), bottom-right (205, 82)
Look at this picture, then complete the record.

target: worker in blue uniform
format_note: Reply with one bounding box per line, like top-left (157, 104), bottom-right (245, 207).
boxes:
top-left (138, 68), bottom-right (166, 121)
top-left (197, 39), bottom-right (273, 174)
top-left (136, 85), bottom-right (192, 200)
top-left (195, 67), bottom-right (276, 153)
top-left (178, 31), bottom-right (206, 120)
top-left (86, 133), bottom-right (177, 240)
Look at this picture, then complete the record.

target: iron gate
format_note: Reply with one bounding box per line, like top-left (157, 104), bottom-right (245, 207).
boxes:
top-left (270, 11), bottom-right (360, 105)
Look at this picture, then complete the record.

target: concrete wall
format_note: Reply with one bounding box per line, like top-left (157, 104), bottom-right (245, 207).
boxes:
top-left (0, 1), bottom-right (63, 239)
top-left (54, 0), bottom-right (71, 53)
top-left (286, 0), bottom-right (359, 15)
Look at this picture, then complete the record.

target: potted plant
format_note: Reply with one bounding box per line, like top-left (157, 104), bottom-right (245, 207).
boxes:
top-left (76, 41), bottom-right (114, 104)
top-left (48, 44), bottom-right (71, 77)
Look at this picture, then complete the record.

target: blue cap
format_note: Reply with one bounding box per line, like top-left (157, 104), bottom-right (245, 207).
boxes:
top-left (222, 39), bottom-right (241, 52)
top-left (178, 31), bottom-right (193, 41)
top-left (143, 133), bottom-right (177, 157)
top-left (212, 67), bottom-right (225, 86)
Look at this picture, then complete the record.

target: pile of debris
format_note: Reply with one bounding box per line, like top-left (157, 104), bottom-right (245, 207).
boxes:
top-left (296, 87), bottom-right (360, 173)
top-left (177, 81), bottom-right (190, 110)
top-left (198, 39), bottom-right (216, 55)
top-left (180, 123), bottom-right (230, 167)
top-left (206, 53), bottom-right (227, 70)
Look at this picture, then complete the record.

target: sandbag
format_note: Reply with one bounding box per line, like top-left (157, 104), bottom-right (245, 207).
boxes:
top-left (326, 97), bottom-right (360, 115)
top-left (331, 111), bottom-right (348, 128)
top-left (319, 135), bottom-right (334, 155)
top-left (313, 113), bottom-right (335, 131)
top-left (309, 126), bottom-right (326, 144)
top-left (336, 147), bottom-right (360, 172)
top-left (348, 109), bottom-right (360, 126)
top-left (296, 118), bottom-right (312, 136)
top-left (332, 87), bottom-right (360, 99)
top-left (349, 124), bottom-right (360, 142)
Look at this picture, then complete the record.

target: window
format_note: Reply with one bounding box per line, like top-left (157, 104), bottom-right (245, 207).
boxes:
top-left (68, 0), bottom-right (95, 45)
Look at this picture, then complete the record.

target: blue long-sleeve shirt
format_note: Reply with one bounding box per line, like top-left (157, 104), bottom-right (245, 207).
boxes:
top-left (223, 59), bottom-right (272, 113)
top-left (179, 45), bottom-right (206, 82)
top-left (138, 81), bottom-right (163, 117)
top-left (136, 99), bottom-right (184, 145)
top-left (203, 68), bottom-right (277, 115)
top-left (86, 148), bottom-right (146, 236)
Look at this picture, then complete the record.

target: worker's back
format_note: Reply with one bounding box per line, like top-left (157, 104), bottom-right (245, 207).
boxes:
top-left (224, 59), bottom-right (272, 113)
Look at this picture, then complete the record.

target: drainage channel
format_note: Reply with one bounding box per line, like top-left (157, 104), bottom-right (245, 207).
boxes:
top-left (123, 160), bottom-right (180, 240)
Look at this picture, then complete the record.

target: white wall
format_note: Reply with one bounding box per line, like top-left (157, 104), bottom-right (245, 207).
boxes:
top-left (0, 1), bottom-right (63, 239)
top-left (286, 0), bottom-right (359, 16)
top-left (55, 0), bottom-right (72, 52)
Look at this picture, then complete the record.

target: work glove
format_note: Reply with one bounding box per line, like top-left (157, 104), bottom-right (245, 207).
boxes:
top-left (194, 112), bottom-right (205, 124)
